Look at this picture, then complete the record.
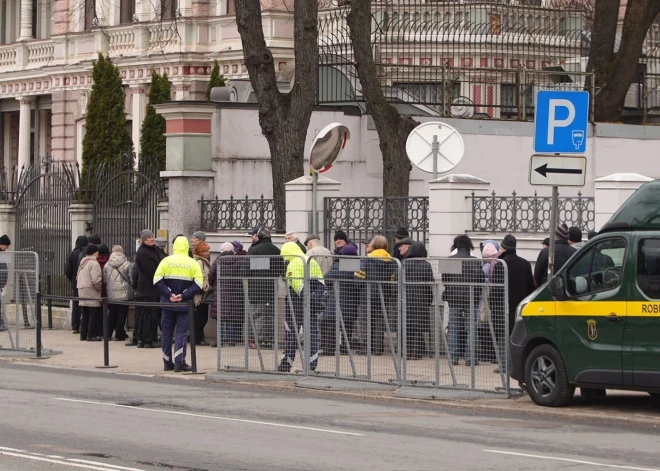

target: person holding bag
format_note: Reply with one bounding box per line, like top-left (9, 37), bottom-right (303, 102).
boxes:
top-left (104, 246), bottom-right (134, 341)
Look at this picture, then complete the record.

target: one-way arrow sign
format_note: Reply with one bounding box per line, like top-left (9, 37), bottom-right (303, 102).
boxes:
top-left (529, 154), bottom-right (587, 187)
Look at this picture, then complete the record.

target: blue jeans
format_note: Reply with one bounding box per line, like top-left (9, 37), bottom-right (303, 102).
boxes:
top-left (161, 310), bottom-right (188, 368)
top-left (448, 307), bottom-right (479, 362)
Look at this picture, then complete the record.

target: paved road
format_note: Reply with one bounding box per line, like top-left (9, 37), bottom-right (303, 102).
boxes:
top-left (0, 363), bottom-right (659, 471)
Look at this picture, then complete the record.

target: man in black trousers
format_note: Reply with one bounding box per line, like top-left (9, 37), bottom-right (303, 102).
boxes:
top-left (134, 229), bottom-right (164, 348)
top-left (65, 235), bottom-right (88, 334)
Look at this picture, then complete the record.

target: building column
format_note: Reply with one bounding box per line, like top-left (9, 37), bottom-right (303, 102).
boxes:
top-left (69, 203), bottom-right (94, 249)
top-left (594, 173), bottom-right (653, 231)
top-left (154, 101), bottom-right (217, 238)
top-left (18, 0), bottom-right (33, 40)
top-left (131, 86), bottom-right (147, 162)
top-left (3, 113), bottom-right (11, 170)
top-left (285, 175), bottom-right (341, 244)
top-left (17, 98), bottom-right (33, 171)
top-left (38, 110), bottom-right (48, 158)
top-left (428, 174), bottom-right (490, 257)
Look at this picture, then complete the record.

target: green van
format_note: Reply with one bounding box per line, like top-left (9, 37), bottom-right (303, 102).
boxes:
top-left (510, 180), bottom-right (660, 407)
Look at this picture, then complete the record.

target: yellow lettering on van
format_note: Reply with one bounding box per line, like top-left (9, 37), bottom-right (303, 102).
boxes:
top-left (628, 302), bottom-right (660, 316)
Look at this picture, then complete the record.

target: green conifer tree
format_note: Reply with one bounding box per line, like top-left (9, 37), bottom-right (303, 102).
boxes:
top-left (139, 70), bottom-right (172, 171)
top-left (205, 60), bottom-right (227, 100)
top-left (82, 54), bottom-right (133, 178)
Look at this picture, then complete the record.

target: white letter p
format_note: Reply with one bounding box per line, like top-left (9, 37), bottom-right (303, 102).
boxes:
top-left (547, 99), bottom-right (575, 145)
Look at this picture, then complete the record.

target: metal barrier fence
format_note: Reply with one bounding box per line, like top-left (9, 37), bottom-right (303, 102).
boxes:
top-left (215, 254), bottom-right (510, 395)
top-left (0, 251), bottom-right (40, 353)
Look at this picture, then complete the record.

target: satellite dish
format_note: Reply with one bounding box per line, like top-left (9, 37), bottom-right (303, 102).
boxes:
top-left (309, 122), bottom-right (350, 173)
top-left (451, 96), bottom-right (475, 118)
top-left (406, 121), bottom-right (464, 175)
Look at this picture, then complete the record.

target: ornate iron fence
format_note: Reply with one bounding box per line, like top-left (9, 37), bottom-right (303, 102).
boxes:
top-left (323, 197), bottom-right (429, 253)
top-left (200, 195), bottom-right (283, 233)
top-left (471, 191), bottom-right (595, 233)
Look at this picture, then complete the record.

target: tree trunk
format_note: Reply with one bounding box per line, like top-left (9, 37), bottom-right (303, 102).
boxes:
top-left (588, 0), bottom-right (660, 122)
top-left (346, 0), bottom-right (418, 198)
top-left (235, 0), bottom-right (318, 230)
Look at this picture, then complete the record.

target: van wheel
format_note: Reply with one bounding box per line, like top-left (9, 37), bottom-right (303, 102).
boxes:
top-left (524, 344), bottom-right (574, 407)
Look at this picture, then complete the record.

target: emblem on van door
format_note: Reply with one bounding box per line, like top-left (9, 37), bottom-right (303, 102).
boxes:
top-left (587, 319), bottom-right (598, 341)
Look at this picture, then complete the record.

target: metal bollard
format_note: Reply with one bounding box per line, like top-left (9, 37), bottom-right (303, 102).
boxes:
top-left (97, 298), bottom-right (117, 369)
top-left (29, 292), bottom-right (49, 360)
top-left (185, 300), bottom-right (204, 375)
top-left (46, 275), bottom-right (53, 330)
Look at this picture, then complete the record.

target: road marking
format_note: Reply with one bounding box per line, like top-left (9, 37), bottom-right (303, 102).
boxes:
top-left (68, 459), bottom-right (145, 471)
top-left (0, 450), bottom-right (145, 471)
top-left (53, 397), bottom-right (364, 437)
top-left (484, 449), bottom-right (660, 471)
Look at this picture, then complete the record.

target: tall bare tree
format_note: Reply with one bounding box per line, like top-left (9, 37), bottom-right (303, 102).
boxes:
top-left (588, 0), bottom-right (660, 121)
top-left (346, 0), bottom-right (419, 198)
top-left (235, 0), bottom-right (318, 229)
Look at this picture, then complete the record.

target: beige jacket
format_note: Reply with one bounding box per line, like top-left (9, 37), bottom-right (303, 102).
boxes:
top-left (307, 245), bottom-right (333, 275)
top-left (193, 255), bottom-right (212, 306)
top-left (77, 256), bottom-right (103, 307)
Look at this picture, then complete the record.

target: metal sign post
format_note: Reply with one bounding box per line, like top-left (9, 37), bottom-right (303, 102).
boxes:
top-left (548, 186), bottom-right (559, 278)
top-left (406, 122), bottom-right (464, 179)
top-left (311, 169), bottom-right (319, 234)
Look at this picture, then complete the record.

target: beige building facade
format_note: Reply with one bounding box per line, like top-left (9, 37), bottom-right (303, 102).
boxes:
top-left (0, 0), bottom-right (295, 171)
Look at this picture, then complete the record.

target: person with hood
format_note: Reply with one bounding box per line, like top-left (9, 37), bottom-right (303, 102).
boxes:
top-left (154, 235), bottom-right (204, 372)
top-left (65, 235), bottom-right (88, 334)
top-left (320, 244), bottom-right (361, 355)
top-left (403, 241), bottom-right (434, 360)
top-left (192, 241), bottom-right (212, 346)
top-left (246, 228), bottom-right (285, 348)
top-left (135, 229), bottom-right (164, 348)
top-left (77, 244), bottom-right (103, 341)
top-left (104, 246), bottom-right (133, 341)
top-left (442, 235), bottom-right (484, 366)
top-left (333, 230), bottom-right (357, 256)
top-left (209, 242), bottom-right (244, 348)
top-left (568, 227), bottom-right (585, 250)
top-left (78, 234), bottom-right (101, 265)
top-left (278, 241), bottom-right (325, 372)
top-left (0, 234), bottom-right (9, 331)
top-left (534, 222), bottom-right (576, 287)
top-left (354, 235), bottom-right (398, 356)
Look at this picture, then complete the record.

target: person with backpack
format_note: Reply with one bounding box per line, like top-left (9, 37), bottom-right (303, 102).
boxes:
top-left (104, 246), bottom-right (133, 341)
top-left (192, 241), bottom-right (212, 346)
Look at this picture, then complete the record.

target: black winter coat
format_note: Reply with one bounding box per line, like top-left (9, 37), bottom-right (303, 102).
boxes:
top-left (135, 243), bottom-right (164, 299)
top-left (403, 243), bottom-right (435, 316)
top-left (491, 250), bottom-right (536, 333)
top-left (534, 240), bottom-right (576, 286)
top-left (0, 247), bottom-right (7, 290)
top-left (442, 249), bottom-right (484, 312)
top-left (325, 260), bottom-right (362, 321)
top-left (65, 236), bottom-right (88, 290)
top-left (246, 237), bottom-right (285, 305)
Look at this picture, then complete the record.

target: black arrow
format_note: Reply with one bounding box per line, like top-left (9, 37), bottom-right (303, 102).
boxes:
top-left (535, 164), bottom-right (583, 178)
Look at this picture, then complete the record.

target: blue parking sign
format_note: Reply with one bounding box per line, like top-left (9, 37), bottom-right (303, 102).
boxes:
top-left (534, 91), bottom-right (589, 154)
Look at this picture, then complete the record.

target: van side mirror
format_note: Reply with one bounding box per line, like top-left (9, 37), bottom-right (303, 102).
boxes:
top-left (550, 275), bottom-right (567, 301)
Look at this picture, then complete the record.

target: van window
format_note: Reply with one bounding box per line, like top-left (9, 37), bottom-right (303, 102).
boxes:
top-left (567, 238), bottom-right (624, 296)
top-left (637, 239), bottom-right (660, 299)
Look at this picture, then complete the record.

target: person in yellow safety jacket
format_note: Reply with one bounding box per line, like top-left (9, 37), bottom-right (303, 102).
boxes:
top-left (278, 242), bottom-right (325, 373)
top-left (154, 236), bottom-right (204, 373)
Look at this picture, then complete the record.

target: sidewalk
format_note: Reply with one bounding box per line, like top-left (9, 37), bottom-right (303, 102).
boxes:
top-left (3, 329), bottom-right (660, 427)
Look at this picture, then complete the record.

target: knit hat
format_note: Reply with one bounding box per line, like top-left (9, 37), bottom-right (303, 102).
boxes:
top-left (249, 227), bottom-right (260, 236)
top-left (86, 244), bottom-right (98, 256)
top-left (334, 230), bottom-right (348, 242)
top-left (140, 229), bottom-right (154, 241)
top-left (111, 245), bottom-right (123, 253)
top-left (542, 238), bottom-right (550, 247)
top-left (155, 237), bottom-right (167, 248)
top-left (568, 227), bottom-right (582, 243)
top-left (0, 234), bottom-right (10, 246)
top-left (193, 231), bottom-right (206, 241)
top-left (482, 242), bottom-right (499, 259)
top-left (88, 233), bottom-right (101, 245)
top-left (98, 244), bottom-right (110, 256)
top-left (501, 234), bottom-right (517, 251)
top-left (220, 242), bottom-right (235, 253)
top-left (341, 245), bottom-right (358, 256)
top-left (395, 227), bottom-right (409, 239)
top-left (556, 223), bottom-right (570, 240)
top-left (231, 240), bottom-right (244, 252)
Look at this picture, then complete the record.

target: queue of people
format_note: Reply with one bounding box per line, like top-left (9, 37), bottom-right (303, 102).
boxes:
top-left (61, 221), bottom-right (590, 372)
